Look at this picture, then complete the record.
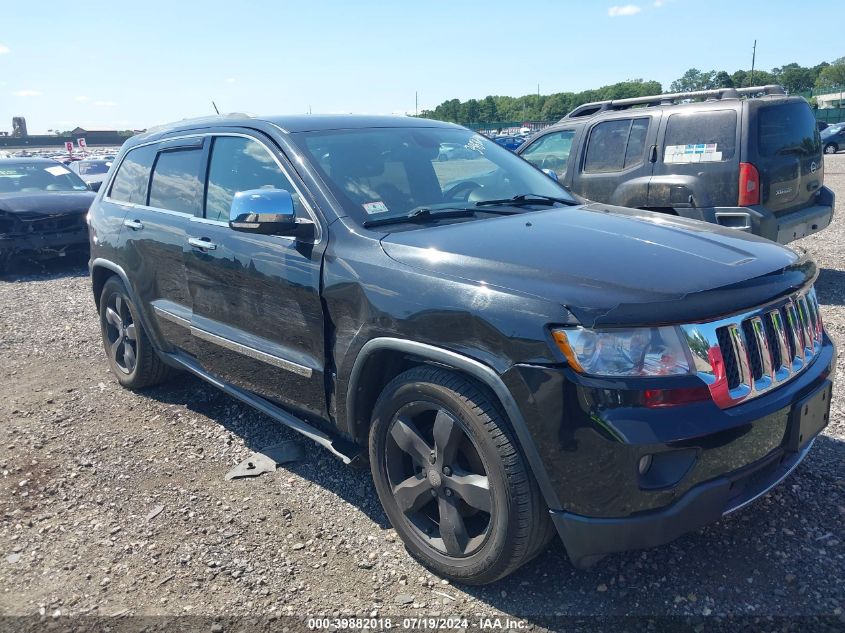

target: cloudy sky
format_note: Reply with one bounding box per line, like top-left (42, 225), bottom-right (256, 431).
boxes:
top-left (0, 0), bottom-right (841, 133)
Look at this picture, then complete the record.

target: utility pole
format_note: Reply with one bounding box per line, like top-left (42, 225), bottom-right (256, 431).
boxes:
top-left (750, 39), bottom-right (757, 87)
top-left (415, 91), bottom-right (418, 117)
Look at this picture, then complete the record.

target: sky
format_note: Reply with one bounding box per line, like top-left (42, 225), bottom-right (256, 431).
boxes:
top-left (1, 0), bottom-right (842, 134)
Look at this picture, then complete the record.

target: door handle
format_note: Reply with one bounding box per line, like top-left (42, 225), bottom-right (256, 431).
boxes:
top-left (188, 237), bottom-right (218, 251)
top-left (123, 219), bottom-right (144, 230)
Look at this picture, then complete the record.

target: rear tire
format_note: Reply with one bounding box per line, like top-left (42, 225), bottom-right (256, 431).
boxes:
top-left (369, 366), bottom-right (552, 584)
top-left (98, 277), bottom-right (174, 389)
top-left (824, 143), bottom-right (838, 155)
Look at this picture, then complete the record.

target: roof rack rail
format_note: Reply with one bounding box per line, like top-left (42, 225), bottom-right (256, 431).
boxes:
top-left (560, 84), bottom-right (786, 121)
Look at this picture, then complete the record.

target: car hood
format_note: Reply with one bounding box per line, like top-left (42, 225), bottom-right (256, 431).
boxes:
top-left (379, 203), bottom-right (815, 327)
top-left (0, 191), bottom-right (96, 219)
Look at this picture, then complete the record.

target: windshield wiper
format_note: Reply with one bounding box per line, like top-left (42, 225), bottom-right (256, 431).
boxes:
top-left (363, 207), bottom-right (476, 228)
top-left (474, 194), bottom-right (578, 207)
top-left (362, 205), bottom-right (521, 228)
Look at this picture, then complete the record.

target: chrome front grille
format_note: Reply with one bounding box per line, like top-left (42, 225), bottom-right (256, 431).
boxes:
top-left (680, 287), bottom-right (824, 408)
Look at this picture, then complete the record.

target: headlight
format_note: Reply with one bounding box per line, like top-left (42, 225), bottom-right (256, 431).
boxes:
top-left (552, 326), bottom-right (691, 377)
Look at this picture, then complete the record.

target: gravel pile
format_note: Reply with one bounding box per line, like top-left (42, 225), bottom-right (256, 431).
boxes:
top-left (0, 157), bottom-right (843, 626)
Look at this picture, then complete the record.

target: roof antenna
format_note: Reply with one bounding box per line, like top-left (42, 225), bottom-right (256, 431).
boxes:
top-left (212, 100), bottom-right (220, 115)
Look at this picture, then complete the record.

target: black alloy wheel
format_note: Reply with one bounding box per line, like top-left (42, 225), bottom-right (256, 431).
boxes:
top-left (385, 401), bottom-right (492, 557)
top-left (98, 276), bottom-right (175, 389)
top-left (369, 366), bottom-right (553, 584)
top-left (104, 293), bottom-right (138, 375)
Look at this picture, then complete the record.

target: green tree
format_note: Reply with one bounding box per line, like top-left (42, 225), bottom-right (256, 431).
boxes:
top-left (772, 62), bottom-right (814, 93)
top-left (731, 69), bottom-right (776, 88)
top-left (478, 96), bottom-right (498, 123)
top-left (541, 93), bottom-right (574, 121)
top-left (670, 68), bottom-right (716, 92)
top-left (816, 57), bottom-right (845, 90)
top-left (714, 71), bottom-right (734, 88)
top-left (461, 99), bottom-right (480, 125)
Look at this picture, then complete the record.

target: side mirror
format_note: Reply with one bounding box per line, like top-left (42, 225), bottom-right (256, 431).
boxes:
top-left (542, 168), bottom-right (558, 182)
top-left (89, 181), bottom-right (102, 192)
top-left (229, 189), bottom-right (300, 236)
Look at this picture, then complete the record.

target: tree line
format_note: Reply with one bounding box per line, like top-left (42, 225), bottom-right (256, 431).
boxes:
top-left (669, 57), bottom-right (844, 94)
top-left (418, 57), bottom-right (845, 126)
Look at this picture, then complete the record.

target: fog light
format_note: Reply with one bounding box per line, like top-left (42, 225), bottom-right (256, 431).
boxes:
top-left (638, 455), bottom-right (653, 476)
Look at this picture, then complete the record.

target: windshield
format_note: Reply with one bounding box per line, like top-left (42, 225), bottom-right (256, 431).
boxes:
top-left (293, 126), bottom-right (575, 227)
top-left (78, 161), bottom-right (111, 175)
top-left (0, 162), bottom-right (89, 193)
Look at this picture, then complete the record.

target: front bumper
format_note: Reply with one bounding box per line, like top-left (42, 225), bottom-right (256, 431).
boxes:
top-left (502, 335), bottom-right (835, 568)
top-left (552, 435), bottom-right (816, 568)
top-left (0, 227), bottom-right (89, 260)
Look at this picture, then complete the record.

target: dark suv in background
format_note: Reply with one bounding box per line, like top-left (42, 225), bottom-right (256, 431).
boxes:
top-left (519, 85), bottom-right (834, 244)
top-left (88, 114), bottom-right (834, 584)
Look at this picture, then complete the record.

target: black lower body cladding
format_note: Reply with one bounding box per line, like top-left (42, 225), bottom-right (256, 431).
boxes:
top-left (502, 337), bottom-right (836, 566)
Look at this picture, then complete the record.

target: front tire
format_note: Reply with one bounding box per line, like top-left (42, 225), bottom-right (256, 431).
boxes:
top-left (98, 276), bottom-right (174, 389)
top-left (369, 366), bottom-right (552, 584)
top-left (824, 143), bottom-right (838, 155)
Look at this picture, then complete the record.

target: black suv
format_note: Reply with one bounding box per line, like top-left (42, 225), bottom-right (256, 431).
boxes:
top-left (518, 85), bottom-right (835, 244)
top-left (88, 115), bottom-right (834, 584)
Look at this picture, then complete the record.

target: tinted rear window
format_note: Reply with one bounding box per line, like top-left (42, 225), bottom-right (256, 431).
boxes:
top-left (758, 102), bottom-right (821, 157)
top-left (109, 145), bottom-right (157, 204)
top-left (664, 110), bottom-right (736, 162)
top-left (148, 149), bottom-right (204, 214)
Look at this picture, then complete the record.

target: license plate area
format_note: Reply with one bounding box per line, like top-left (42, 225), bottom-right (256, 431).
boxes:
top-left (786, 380), bottom-right (832, 452)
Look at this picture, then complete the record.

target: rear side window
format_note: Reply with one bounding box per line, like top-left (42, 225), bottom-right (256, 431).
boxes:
top-left (584, 118), bottom-right (649, 173)
top-left (520, 130), bottom-right (576, 177)
top-left (108, 145), bottom-right (157, 204)
top-left (149, 149), bottom-right (204, 214)
top-left (663, 110), bottom-right (737, 163)
top-left (205, 136), bottom-right (304, 222)
top-left (758, 102), bottom-right (821, 157)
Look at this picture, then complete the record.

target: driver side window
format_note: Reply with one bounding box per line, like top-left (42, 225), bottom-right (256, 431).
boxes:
top-left (205, 136), bottom-right (303, 222)
top-left (521, 130), bottom-right (575, 178)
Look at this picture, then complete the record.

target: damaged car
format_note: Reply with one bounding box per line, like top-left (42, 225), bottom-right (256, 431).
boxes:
top-left (0, 158), bottom-right (95, 273)
top-left (88, 115), bottom-right (834, 584)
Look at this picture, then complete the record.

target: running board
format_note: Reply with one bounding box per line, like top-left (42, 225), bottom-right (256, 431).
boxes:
top-left (167, 353), bottom-right (364, 466)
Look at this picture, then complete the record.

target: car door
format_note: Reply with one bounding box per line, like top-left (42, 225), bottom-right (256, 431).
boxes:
top-left (518, 128), bottom-right (578, 184)
top-left (110, 139), bottom-right (203, 354)
top-left (184, 132), bottom-right (328, 419)
top-left (571, 114), bottom-right (659, 207)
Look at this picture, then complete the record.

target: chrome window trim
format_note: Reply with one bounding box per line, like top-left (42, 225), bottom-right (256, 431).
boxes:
top-left (105, 131), bottom-right (323, 244)
top-left (190, 326), bottom-right (313, 378)
top-left (191, 217), bottom-right (228, 227)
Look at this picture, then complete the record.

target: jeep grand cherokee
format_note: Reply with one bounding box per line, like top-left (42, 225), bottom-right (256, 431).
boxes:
top-left (87, 114), bottom-right (835, 584)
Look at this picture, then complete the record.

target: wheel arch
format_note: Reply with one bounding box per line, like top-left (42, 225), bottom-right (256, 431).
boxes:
top-left (90, 258), bottom-right (160, 354)
top-left (346, 337), bottom-right (562, 509)
top-left (91, 258), bottom-right (134, 310)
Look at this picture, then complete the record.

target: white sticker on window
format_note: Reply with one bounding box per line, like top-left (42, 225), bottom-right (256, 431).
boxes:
top-left (665, 144), bottom-right (722, 163)
top-left (44, 165), bottom-right (70, 176)
top-left (363, 201), bottom-right (389, 215)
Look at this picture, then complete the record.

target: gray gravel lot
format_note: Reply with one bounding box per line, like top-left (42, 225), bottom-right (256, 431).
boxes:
top-left (0, 157), bottom-right (843, 627)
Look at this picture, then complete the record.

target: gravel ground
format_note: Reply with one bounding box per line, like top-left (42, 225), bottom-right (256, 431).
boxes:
top-left (0, 157), bottom-right (843, 629)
